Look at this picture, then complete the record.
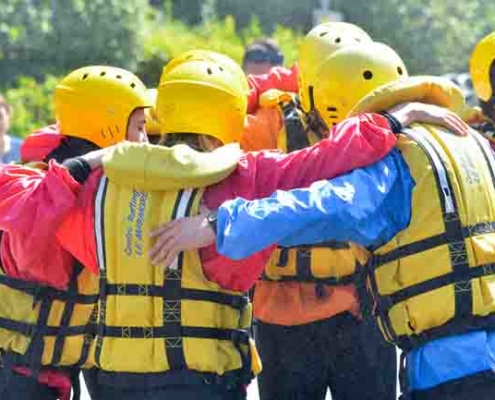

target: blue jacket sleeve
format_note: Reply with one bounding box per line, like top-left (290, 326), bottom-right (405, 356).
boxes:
top-left (216, 149), bottom-right (415, 260)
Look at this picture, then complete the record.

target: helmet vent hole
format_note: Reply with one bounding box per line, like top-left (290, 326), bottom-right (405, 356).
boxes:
top-left (363, 70), bottom-right (373, 80)
top-left (356, 38), bottom-right (361, 42)
top-left (82, 73), bottom-right (89, 80)
top-left (130, 82), bottom-right (136, 88)
top-left (397, 67), bottom-right (404, 75)
top-left (116, 75), bottom-right (122, 79)
top-left (207, 68), bottom-right (213, 75)
top-left (319, 32), bottom-right (328, 37)
top-left (100, 71), bottom-right (106, 77)
top-left (335, 37), bottom-right (341, 44)
top-left (219, 66), bottom-right (224, 71)
top-left (186, 55), bottom-right (193, 59)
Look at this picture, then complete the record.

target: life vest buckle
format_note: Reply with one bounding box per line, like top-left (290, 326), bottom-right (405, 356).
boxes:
top-left (232, 296), bottom-right (249, 310)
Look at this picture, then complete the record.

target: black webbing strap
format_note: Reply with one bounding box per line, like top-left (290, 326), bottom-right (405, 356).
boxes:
top-left (279, 100), bottom-right (311, 152)
top-left (162, 189), bottom-right (198, 370)
top-left (73, 304), bottom-right (98, 369)
top-left (26, 296), bottom-right (52, 378)
top-left (231, 329), bottom-right (253, 386)
top-left (262, 241), bottom-right (356, 285)
top-left (0, 275), bottom-right (98, 304)
top-left (50, 261), bottom-right (86, 366)
top-left (105, 285), bottom-right (248, 311)
top-left (372, 221), bottom-right (495, 268)
top-left (395, 314), bottom-right (495, 351)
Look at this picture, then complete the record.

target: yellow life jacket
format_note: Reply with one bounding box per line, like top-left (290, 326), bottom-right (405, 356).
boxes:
top-left (0, 143), bottom-right (261, 385)
top-left (0, 262), bottom-right (99, 369)
top-left (0, 164), bottom-right (99, 372)
top-left (90, 142), bottom-right (260, 382)
top-left (350, 76), bottom-right (495, 351)
top-left (259, 89), bottom-right (369, 287)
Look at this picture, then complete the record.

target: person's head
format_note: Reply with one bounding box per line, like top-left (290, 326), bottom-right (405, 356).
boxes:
top-left (470, 32), bottom-right (495, 121)
top-left (54, 65), bottom-right (151, 149)
top-left (156, 52), bottom-right (248, 152)
top-left (0, 95), bottom-right (12, 139)
top-left (313, 42), bottom-right (408, 128)
top-left (242, 39), bottom-right (284, 75)
top-left (298, 22), bottom-right (373, 113)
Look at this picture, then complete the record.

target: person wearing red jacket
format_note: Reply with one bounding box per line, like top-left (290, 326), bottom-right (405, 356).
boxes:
top-left (0, 50), bottom-right (464, 400)
top-left (0, 65), bottom-right (151, 400)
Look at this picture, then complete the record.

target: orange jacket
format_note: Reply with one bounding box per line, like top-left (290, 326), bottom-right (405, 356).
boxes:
top-left (242, 101), bottom-right (363, 326)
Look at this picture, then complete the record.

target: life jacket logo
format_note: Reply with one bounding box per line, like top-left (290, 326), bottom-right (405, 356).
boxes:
top-left (125, 190), bottom-right (148, 257)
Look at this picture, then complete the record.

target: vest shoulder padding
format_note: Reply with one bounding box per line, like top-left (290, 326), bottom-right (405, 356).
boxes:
top-left (349, 76), bottom-right (466, 118)
top-left (103, 142), bottom-right (242, 191)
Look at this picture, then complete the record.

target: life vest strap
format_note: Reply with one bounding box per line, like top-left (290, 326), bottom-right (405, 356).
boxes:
top-left (373, 221), bottom-right (495, 268)
top-left (0, 275), bottom-right (98, 304)
top-left (50, 262), bottom-right (86, 366)
top-left (95, 325), bottom-right (243, 341)
top-left (104, 284), bottom-right (248, 310)
top-left (262, 242), bottom-right (357, 285)
top-left (261, 272), bottom-right (356, 286)
top-left (375, 262), bottom-right (495, 314)
top-left (395, 314), bottom-right (495, 351)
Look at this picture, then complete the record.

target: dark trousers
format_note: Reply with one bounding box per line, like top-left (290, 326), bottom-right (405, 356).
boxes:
top-left (256, 312), bottom-right (397, 400)
top-left (83, 369), bottom-right (246, 400)
top-left (0, 367), bottom-right (58, 400)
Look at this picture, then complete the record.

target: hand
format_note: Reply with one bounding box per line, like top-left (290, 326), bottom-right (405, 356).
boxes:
top-left (149, 213), bottom-right (216, 269)
top-left (388, 102), bottom-right (470, 136)
top-left (81, 147), bottom-right (115, 170)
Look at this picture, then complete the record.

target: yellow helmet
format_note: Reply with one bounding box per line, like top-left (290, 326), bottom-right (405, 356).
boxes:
top-left (470, 32), bottom-right (495, 102)
top-left (157, 58), bottom-right (247, 144)
top-left (145, 89), bottom-right (161, 136)
top-left (313, 42), bottom-right (408, 128)
top-left (163, 49), bottom-right (249, 97)
top-left (299, 22), bottom-right (373, 112)
top-left (54, 66), bottom-right (151, 148)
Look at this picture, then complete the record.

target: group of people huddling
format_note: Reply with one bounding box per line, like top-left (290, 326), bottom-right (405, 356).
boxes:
top-left (1, 21), bottom-right (495, 400)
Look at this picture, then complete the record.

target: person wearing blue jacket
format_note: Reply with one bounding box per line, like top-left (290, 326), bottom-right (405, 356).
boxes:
top-left (146, 71), bottom-right (495, 400)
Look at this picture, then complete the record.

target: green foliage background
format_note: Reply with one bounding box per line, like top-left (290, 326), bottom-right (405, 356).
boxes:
top-left (1, 0), bottom-right (494, 137)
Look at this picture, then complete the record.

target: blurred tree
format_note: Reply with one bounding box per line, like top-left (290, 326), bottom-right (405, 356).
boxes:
top-left (0, 0), bottom-right (150, 86)
top-left (333, 0), bottom-right (495, 74)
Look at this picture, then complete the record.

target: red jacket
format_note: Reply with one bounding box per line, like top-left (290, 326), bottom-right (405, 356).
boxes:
top-left (247, 65), bottom-right (298, 115)
top-left (0, 126), bottom-right (77, 400)
top-left (0, 114), bottom-right (395, 292)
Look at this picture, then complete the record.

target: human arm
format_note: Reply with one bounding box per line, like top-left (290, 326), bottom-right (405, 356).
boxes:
top-left (246, 64), bottom-right (299, 114)
top-left (148, 149), bottom-right (414, 265)
top-left (0, 155), bottom-right (97, 285)
top-left (227, 113), bottom-right (399, 199)
top-left (216, 149), bottom-right (414, 259)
